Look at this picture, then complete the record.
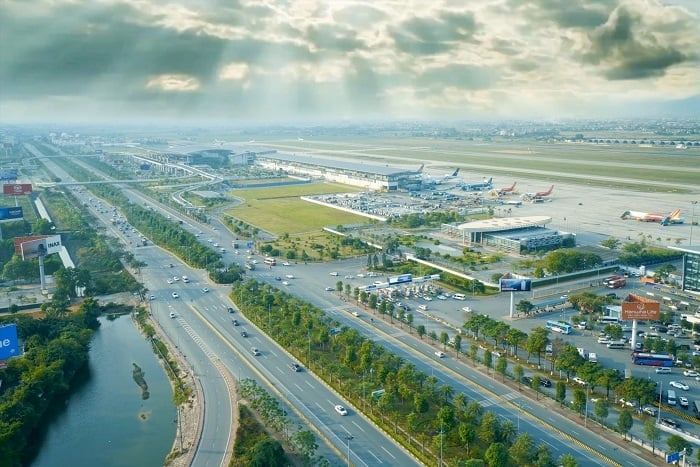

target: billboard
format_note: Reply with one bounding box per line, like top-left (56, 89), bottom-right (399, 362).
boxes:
top-left (0, 169), bottom-right (18, 181)
top-left (388, 274), bottom-right (412, 285)
top-left (0, 324), bottom-right (20, 361)
top-left (2, 183), bottom-right (32, 196)
top-left (15, 235), bottom-right (62, 260)
top-left (0, 206), bottom-right (23, 222)
top-left (621, 294), bottom-right (661, 320)
top-left (500, 278), bottom-right (532, 292)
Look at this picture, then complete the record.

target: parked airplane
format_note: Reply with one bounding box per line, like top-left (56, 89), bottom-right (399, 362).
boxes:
top-left (416, 165), bottom-right (459, 185)
top-left (621, 209), bottom-right (683, 226)
top-left (524, 185), bottom-right (554, 198)
top-left (461, 177), bottom-right (493, 191)
top-left (498, 182), bottom-right (517, 195)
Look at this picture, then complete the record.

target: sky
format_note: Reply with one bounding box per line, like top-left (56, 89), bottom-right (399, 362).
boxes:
top-left (1, 0), bottom-right (699, 124)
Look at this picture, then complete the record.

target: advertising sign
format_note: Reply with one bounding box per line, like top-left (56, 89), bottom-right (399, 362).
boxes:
top-left (0, 206), bottom-right (23, 222)
top-left (388, 274), bottom-right (412, 285)
top-left (621, 294), bottom-right (660, 320)
top-left (500, 278), bottom-right (532, 292)
top-left (2, 183), bottom-right (33, 196)
top-left (14, 235), bottom-right (47, 255)
top-left (0, 169), bottom-right (18, 181)
top-left (0, 324), bottom-right (20, 361)
top-left (14, 235), bottom-right (61, 260)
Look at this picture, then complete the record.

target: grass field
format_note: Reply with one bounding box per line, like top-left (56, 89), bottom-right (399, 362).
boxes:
top-left (225, 182), bottom-right (367, 235)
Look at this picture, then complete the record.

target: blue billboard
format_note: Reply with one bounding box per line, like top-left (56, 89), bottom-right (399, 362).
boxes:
top-left (0, 206), bottom-right (23, 222)
top-left (500, 278), bottom-right (532, 292)
top-left (0, 169), bottom-right (18, 181)
top-left (0, 323), bottom-right (20, 360)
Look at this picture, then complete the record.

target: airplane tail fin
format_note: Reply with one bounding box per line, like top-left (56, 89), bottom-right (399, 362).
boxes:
top-left (452, 168), bottom-right (459, 177)
top-left (418, 164), bottom-right (425, 172)
top-left (621, 211), bottom-right (631, 219)
top-left (668, 209), bottom-right (681, 219)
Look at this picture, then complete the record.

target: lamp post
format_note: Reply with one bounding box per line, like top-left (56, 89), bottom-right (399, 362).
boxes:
top-left (438, 423), bottom-right (444, 467)
top-left (690, 201), bottom-right (698, 246)
top-left (345, 434), bottom-right (353, 467)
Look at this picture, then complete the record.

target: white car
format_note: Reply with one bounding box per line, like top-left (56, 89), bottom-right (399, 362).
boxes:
top-left (167, 279), bottom-right (173, 284)
top-left (282, 262), bottom-right (291, 266)
top-left (285, 274), bottom-right (294, 279)
top-left (329, 271), bottom-right (338, 276)
top-left (345, 275), bottom-right (353, 279)
top-left (357, 273), bottom-right (365, 278)
top-left (202, 287), bottom-right (209, 293)
top-left (423, 296), bottom-right (433, 301)
top-left (282, 281), bottom-right (290, 286)
top-left (171, 292), bottom-right (179, 299)
top-left (435, 351), bottom-right (446, 358)
top-left (683, 370), bottom-right (698, 377)
top-left (670, 381), bottom-right (690, 391)
top-left (169, 312), bottom-right (176, 318)
top-left (680, 396), bottom-right (689, 408)
top-left (172, 276), bottom-right (180, 281)
top-left (352, 311), bottom-right (360, 317)
top-left (149, 295), bottom-right (156, 300)
top-left (334, 405), bottom-right (348, 416)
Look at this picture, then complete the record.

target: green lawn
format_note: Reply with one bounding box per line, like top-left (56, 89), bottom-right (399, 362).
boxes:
top-left (226, 182), bottom-right (366, 234)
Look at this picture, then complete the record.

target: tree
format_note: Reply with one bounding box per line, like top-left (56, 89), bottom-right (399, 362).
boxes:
top-left (555, 345), bottom-right (585, 380)
top-left (572, 388), bottom-right (586, 415)
top-left (250, 439), bottom-right (286, 467)
top-left (496, 355), bottom-right (507, 382)
top-left (643, 418), bottom-right (660, 454)
top-left (509, 433), bottom-right (535, 465)
top-left (484, 349), bottom-right (493, 374)
top-left (514, 364), bottom-right (524, 389)
top-left (594, 399), bottom-right (609, 424)
top-left (484, 442), bottom-right (509, 466)
top-left (478, 411), bottom-right (500, 445)
top-left (558, 453), bottom-right (579, 467)
top-left (525, 326), bottom-right (549, 367)
top-left (416, 324), bottom-right (426, 340)
top-left (555, 381), bottom-right (566, 407)
top-left (667, 434), bottom-right (692, 457)
top-left (515, 300), bottom-right (535, 317)
top-left (617, 409), bottom-right (633, 440)
top-left (453, 334), bottom-right (462, 356)
top-left (439, 332), bottom-right (449, 350)
top-left (469, 344), bottom-right (479, 365)
top-left (293, 429), bottom-right (318, 462)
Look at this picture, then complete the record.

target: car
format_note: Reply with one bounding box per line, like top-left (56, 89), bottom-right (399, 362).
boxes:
top-left (240, 330), bottom-right (248, 338)
top-left (285, 274), bottom-right (294, 279)
top-left (167, 279), bottom-right (173, 284)
top-left (232, 319), bottom-right (239, 326)
top-left (325, 286), bottom-right (334, 291)
top-left (227, 307), bottom-right (235, 313)
top-left (437, 295), bottom-right (448, 300)
top-left (656, 367), bottom-right (672, 374)
top-left (660, 418), bottom-right (680, 429)
top-left (680, 396), bottom-right (689, 408)
top-left (462, 306), bottom-right (472, 313)
top-left (683, 370), bottom-right (698, 377)
top-left (423, 296), bottom-right (433, 301)
top-left (169, 312), bottom-right (176, 318)
top-left (618, 398), bottom-right (636, 408)
top-left (173, 276), bottom-right (180, 281)
top-left (373, 280), bottom-right (383, 285)
top-left (329, 271), bottom-right (338, 276)
top-left (251, 347), bottom-right (261, 356)
top-left (435, 351), bottom-right (446, 358)
top-left (418, 304), bottom-right (428, 311)
top-left (572, 377), bottom-right (587, 385)
top-left (282, 262), bottom-right (291, 266)
top-left (597, 337), bottom-right (612, 344)
top-left (290, 362), bottom-right (302, 372)
top-left (344, 275), bottom-right (353, 279)
top-left (275, 276), bottom-right (282, 281)
top-left (282, 281), bottom-right (290, 286)
top-left (352, 311), bottom-right (360, 317)
top-left (642, 406), bottom-right (658, 416)
top-left (201, 287), bottom-right (209, 293)
top-left (213, 243), bottom-right (219, 247)
top-left (171, 292), bottom-right (179, 299)
top-left (540, 378), bottom-right (552, 388)
top-left (149, 295), bottom-right (156, 300)
top-left (560, 295), bottom-right (569, 299)
top-left (670, 381), bottom-right (690, 390)
top-left (334, 405), bottom-right (348, 416)
top-left (521, 376), bottom-right (533, 385)
top-left (356, 273), bottom-right (365, 278)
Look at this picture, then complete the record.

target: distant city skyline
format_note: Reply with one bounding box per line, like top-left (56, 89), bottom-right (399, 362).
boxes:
top-left (1, 0), bottom-right (699, 124)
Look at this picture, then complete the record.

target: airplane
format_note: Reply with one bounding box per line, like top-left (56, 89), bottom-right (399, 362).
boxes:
top-left (524, 185), bottom-right (554, 198)
top-left (460, 177), bottom-right (493, 191)
top-left (498, 182), bottom-right (517, 195)
top-left (415, 165), bottom-right (459, 185)
top-left (621, 208), bottom-right (683, 226)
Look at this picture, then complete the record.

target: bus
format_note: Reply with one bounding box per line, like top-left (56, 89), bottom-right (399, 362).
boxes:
top-left (631, 352), bottom-right (674, 367)
top-left (264, 257), bottom-right (277, 266)
top-left (599, 316), bottom-right (621, 325)
top-left (607, 342), bottom-right (626, 349)
top-left (693, 400), bottom-right (700, 419)
top-left (546, 320), bottom-right (572, 335)
top-left (667, 389), bottom-right (677, 406)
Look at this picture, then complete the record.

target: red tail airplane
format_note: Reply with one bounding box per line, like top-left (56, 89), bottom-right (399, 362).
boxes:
top-left (498, 182), bottom-right (516, 195)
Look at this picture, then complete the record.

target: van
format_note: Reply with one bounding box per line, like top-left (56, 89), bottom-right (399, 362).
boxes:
top-left (453, 293), bottom-right (466, 301)
top-left (655, 367), bottom-right (671, 374)
top-left (668, 389), bottom-right (677, 406)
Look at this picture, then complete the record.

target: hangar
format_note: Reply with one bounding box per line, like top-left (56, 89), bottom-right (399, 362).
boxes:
top-left (441, 216), bottom-right (569, 254)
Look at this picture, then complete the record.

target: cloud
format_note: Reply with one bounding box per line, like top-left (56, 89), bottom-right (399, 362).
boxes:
top-left (581, 5), bottom-right (688, 80)
top-left (389, 11), bottom-right (479, 56)
top-left (146, 74), bottom-right (200, 92)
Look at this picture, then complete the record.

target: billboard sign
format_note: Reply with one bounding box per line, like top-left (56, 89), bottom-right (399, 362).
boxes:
top-left (0, 169), bottom-right (18, 181)
top-left (15, 235), bottom-right (61, 260)
top-left (0, 324), bottom-right (20, 361)
top-left (500, 278), bottom-right (532, 292)
top-left (2, 183), bottom-right (33, 196)
top-left (388, 274), bottom-right (412, 285)
top-left (621, 294), bottom-right (660, 320)
top-left (0, 206), bottom-right (23, 222)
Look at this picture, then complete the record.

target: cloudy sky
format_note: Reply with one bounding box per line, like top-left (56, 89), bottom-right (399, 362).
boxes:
top-left (1, 0), bottom-right (698, 124)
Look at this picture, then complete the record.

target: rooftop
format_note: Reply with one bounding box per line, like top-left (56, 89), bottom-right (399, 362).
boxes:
top-left (456, 216), bottom-right (552, 233)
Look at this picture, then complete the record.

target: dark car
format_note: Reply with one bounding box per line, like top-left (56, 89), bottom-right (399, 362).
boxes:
top-left (232, 319), bottom-right (239, 326)
top-left (521, 376), bottom-right (533, 385)
top-left (290, 362), bottom-right (302, 372)
top-left (227, 307), bottom-right (235, 313)
top-left (661, 418), bottom-right (680, 429)
top-left (540, 378), bottom-right (552, 388)
top-left (240, 330), bottom-right (248, 337)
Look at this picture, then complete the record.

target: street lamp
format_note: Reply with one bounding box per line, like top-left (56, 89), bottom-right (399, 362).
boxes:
top-left (345, 434), bottom-right (353, 467)
top-left (438, 423), bottom-right (444, 467)
top-left (690, 201), bottom-right (698, 246)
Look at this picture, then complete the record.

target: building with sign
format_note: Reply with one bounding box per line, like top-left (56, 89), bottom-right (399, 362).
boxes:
top-left (669, 246), bottom-right (700, 295)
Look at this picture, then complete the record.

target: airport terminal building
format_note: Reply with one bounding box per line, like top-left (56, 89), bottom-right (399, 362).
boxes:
top-left (441, 216), bottom-right (567, 254)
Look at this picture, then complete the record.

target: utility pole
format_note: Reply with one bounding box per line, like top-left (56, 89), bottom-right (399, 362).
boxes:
top-left (345, 434), bottom-right (353, 467)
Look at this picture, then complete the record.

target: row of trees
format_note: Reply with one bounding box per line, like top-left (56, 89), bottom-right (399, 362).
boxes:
top-left (231, 279), bottom-right (577, 466)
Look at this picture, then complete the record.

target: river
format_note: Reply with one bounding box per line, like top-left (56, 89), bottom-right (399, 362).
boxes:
top-left (31, 315), bottom-right (177, 467)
